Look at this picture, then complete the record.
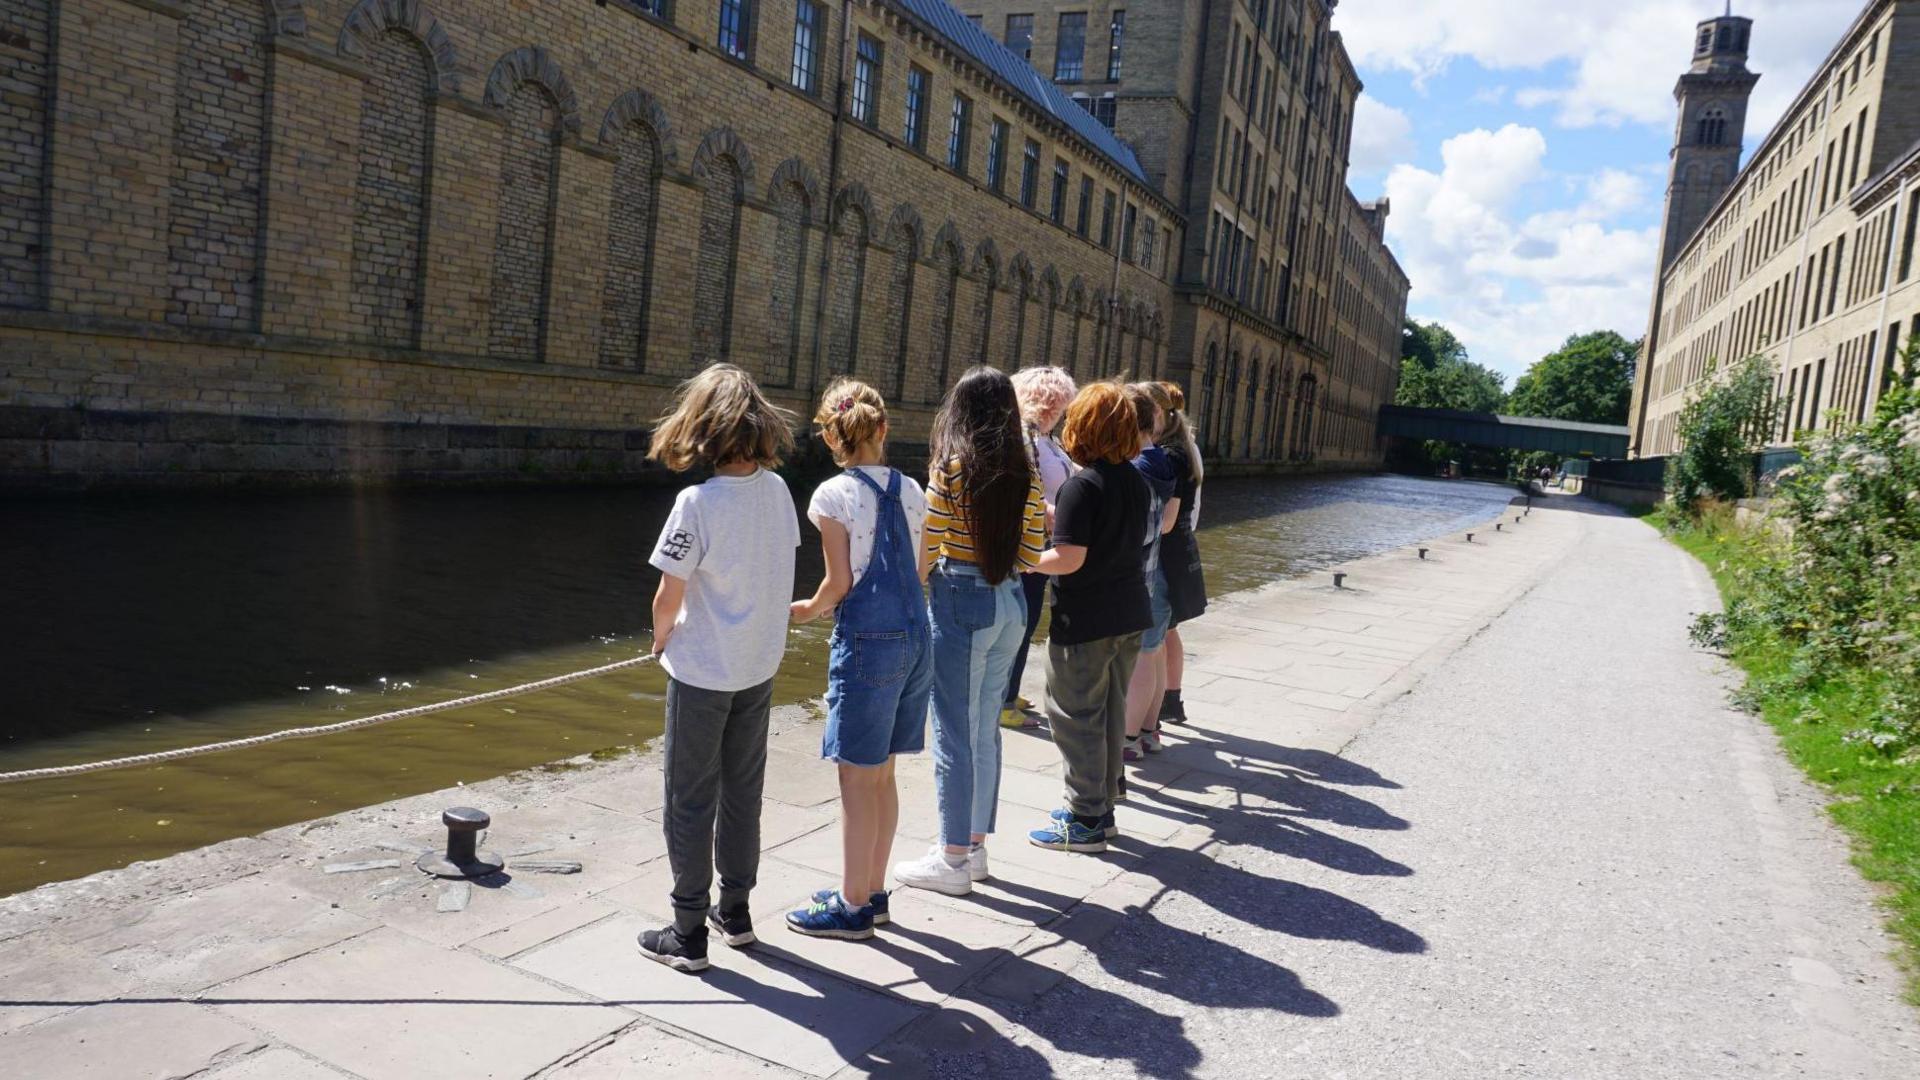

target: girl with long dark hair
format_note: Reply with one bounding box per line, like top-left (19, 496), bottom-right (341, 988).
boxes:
top-left (892, 367), bottom-right (1049, 896)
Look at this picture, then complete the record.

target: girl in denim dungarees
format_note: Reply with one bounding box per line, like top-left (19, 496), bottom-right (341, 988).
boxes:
top-left (788, 380), bottom-right (932, 940)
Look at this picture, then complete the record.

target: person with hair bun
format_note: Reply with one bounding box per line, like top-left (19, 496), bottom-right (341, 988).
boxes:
top-left (786, 378), bottom-right (931, 940)
top-left (1023, 381), bottom-right (1152, 854)
top-left (1001, 366), bottom-right (1078, 729)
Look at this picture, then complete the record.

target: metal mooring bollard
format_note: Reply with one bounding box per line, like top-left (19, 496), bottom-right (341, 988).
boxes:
top-left (1419, 548), bottom-right (1429, 560)
top-left (1496, 523), bottom-right (1503, 532)
top-left (1466, 533), bottom-right (1475, 543)
top-left (416, 807), bottom-right (505, 879)
top-left (1333, 572), bottom-right (1347, 589)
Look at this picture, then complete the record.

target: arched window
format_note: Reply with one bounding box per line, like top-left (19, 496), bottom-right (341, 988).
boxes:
top-left (2, 0), bottom-right (51, 308)
top-left (926, 239), bottom-right (962, 402)
top-left (346, 7), bottom-right (445, 348)
top-left (599, 120), bottom-right (663, 369)
top-left (488, 78), bottom-right (563, 361)
top-left (766, 177), bottom-right (810, 385)
top-left (1223, 350), bottom-right (1242, 457)
top-left (1199, 343), bottom-right (1219, 453)
top-left (169, 0), bottom-right (271, 329)
top-left (692, 154), bottom-right (746, 369)
top-left (971, 248), bottom-right (998, 366)
top-left (880, 214), bottom-right (919, 402)
top-left (826, 202), bottom-right (869, 377)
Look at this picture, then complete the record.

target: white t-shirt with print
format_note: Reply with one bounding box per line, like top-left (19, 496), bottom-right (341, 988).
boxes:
top-left (648, 468), bottom-right (800, 692)
top-left (806, 466), bottom-right (927, 586)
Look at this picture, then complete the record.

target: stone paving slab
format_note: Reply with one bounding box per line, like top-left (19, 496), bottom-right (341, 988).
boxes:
top-left (213, 926), bottom-right (627, 1080)
top-left (550, 1021), bottom-right (806, 1078)
top-left (2, 1001), bottom-right (264, 1080)
top-left (513, 914), bottom-right (923, 1078)
top-left (204, 1047), bottom-right (353, 1079)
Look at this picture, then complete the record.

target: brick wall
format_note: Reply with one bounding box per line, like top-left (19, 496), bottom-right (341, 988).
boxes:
top-left (0, 0), bottom-right (1395, 489)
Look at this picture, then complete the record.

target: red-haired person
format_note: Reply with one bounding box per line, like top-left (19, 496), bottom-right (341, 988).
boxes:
top-left (1025, 382), bottom-right (1152, 852)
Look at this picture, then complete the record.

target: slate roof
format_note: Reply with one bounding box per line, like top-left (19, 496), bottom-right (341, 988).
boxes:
top-left (889, 0), bottom-right (1150, 186)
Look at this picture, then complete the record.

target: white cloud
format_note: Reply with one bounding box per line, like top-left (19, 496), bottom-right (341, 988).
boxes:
top-left (1335, 0), bottom-right (1862, 136)
top-left (1348, 95), bottom-right (1414, 177)
top-left (1382, 126), bottom-right (1658, 377)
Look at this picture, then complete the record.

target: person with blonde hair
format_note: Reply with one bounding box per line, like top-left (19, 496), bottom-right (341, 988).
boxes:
top-left (786, 379), bottom-right (931, 939)
top-left (1024, 381), bottom-right (1152, 853)
top-left (637, 363), bottom-right (801, 974)
top-left (1001, 365), bottom-right (1078, 729)
top-left (1154, 381), bottom-right (1207, 727)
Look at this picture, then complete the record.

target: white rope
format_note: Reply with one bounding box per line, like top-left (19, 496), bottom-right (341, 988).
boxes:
top-left (0, 654), bottom-right (659, 785)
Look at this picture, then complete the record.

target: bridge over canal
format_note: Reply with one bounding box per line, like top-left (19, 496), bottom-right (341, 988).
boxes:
top-left (1377, 405), bottom-right (1631, 459)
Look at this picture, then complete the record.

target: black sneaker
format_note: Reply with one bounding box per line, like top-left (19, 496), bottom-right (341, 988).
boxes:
top-left (636, 925), bottom-right (709, 973)
top-left (708, 905), bottom-right (756, 947)
top-left (1159, 690), bottom-right (1189, 725)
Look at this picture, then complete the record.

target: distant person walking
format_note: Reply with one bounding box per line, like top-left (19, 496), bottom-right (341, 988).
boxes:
top-left (636, 364), bottom-right (801, 974)
top-left (1002, 366), bottom-right (1079, 730)
top-left (893, 367), bottom-right (1049, 897)
top-left (786, 379), bottom-right (932, 941)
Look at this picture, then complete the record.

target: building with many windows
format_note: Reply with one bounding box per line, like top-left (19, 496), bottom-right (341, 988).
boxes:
top-left (1631, 1), bottom-right (1920, 458)
top-left (956, 1), bottom-right (1408, 463)
top-left (0, 0), bottom-right (1405, 486)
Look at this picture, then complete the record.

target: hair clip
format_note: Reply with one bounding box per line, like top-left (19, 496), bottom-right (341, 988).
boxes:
top-left (834, 397), bottom-right (854, 413)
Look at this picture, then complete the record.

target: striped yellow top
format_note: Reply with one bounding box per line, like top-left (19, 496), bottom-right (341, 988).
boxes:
top-left (924, 459), bottom-right (1048, 573)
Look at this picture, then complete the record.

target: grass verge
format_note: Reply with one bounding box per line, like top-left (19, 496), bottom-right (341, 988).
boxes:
top-left (1649, 507), bottom-right (1920, 1004)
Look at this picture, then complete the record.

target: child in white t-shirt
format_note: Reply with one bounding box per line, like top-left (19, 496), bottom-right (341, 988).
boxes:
top-left (637, 363), bottom-right (801, 975)
top-left (787, 379), bottom-right (931, 940)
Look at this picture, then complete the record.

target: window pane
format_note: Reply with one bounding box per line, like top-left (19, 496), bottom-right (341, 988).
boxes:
top-left (717, 0), bottom-right (750, 60)
top-left (790, 2), bottom-right (818, 93)
top-left (1101, 190), bottom-right (1115, 247)
top-left (1077, 176), bottom-right (1093, 235)
top-left (1054, 13), bottom-right (1086, 81)
top-left (1005, 14), bottom-right (1034, 61)
top-left (1051, 160), bottom-right (1069, 224)
top-left (1107, 11), bottom-right (1126, 81)
top-left (948, 95), bottom-right (971, 171)
top-left (904, 67), bottom-right (928, 149)
top-left (1021, 139), bottom-right (1040, 208)
top-left (853, 34), bottom-right (881, 125)
top-left (988, 119), bottom-right (1008, 191)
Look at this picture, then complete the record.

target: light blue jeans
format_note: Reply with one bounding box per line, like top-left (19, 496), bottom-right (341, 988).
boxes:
top-left (927, 559), bottom-right (1027, 848)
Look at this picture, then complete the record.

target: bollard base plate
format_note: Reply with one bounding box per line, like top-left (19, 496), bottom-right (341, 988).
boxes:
top-left (416, 850), bottom-right (505, 879)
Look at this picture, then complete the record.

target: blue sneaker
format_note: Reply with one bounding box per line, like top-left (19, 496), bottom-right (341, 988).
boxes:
top-left (786, 893), bottom-right (875, 940)
top-left (812, 888), bottom-right (889, 926)
top-left (1049, 807), bottom-right (1119, 839)
top-left (1028, 815), bottom-right (1108, 853)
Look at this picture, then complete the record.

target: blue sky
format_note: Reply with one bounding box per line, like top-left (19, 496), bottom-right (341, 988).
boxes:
top-left (1332, 0), bottom-right (1862, 381)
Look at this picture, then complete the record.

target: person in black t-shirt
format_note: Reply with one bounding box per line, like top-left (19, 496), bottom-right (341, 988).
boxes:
top-left (1021, 382), bottom-right (1150, 853)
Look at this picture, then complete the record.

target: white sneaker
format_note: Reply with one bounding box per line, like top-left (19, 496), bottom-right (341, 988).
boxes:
top-left (892, 847), bottom-right (972, 896)
top-left (1141, 728), bottom-right (1164, 753)
top-left (966, 845), bottom-right (990, 882)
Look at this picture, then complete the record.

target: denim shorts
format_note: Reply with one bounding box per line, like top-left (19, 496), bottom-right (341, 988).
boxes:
top-left (1141, 563), bottom-right (1173, 652)
top-left (822, 622), bottom-right (934, 767)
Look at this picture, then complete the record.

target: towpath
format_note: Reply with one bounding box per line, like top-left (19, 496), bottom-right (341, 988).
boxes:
top-left (1, 495), bottom-right (1915, 1078)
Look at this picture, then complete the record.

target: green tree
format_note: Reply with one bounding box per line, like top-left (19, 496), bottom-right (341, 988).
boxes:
top-left (1666, 354), bottom-right (1779, 511)
top-left (1507, 331), bottom-right (1639, 425)
top-left (1390, 319), bottom-right (1510, 475)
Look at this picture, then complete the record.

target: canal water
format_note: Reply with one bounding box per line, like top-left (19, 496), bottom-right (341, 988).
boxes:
top-left (0, 473), bottom-right (1515, 895)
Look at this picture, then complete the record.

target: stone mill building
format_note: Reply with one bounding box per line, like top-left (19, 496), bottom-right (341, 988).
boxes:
top-left (0, 0), bottom-right (1407, 486)
top-left (1631, 0), bottom-right (1920, 457)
